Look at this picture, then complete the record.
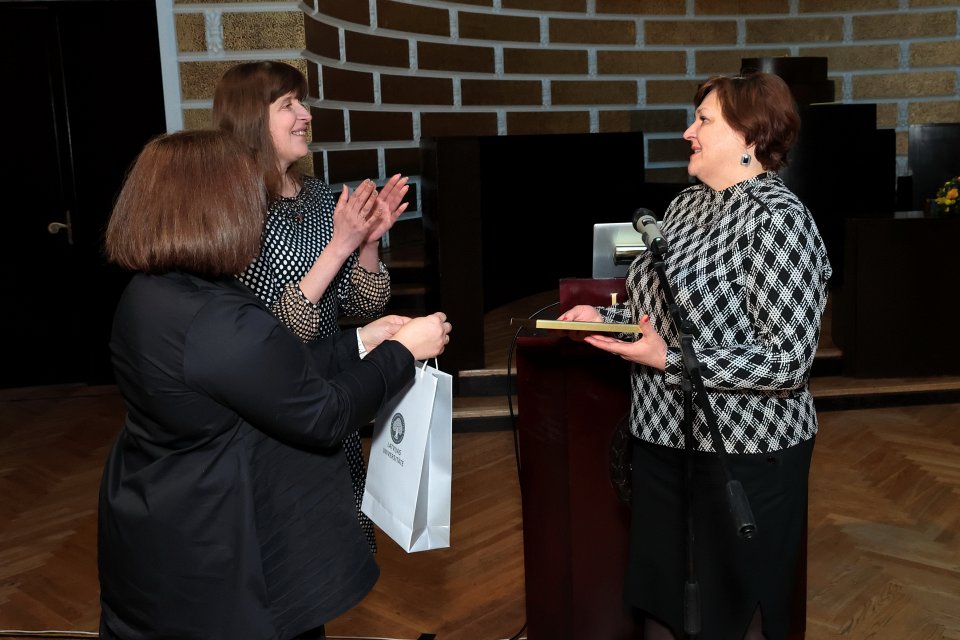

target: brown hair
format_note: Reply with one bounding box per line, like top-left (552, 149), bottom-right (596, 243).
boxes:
top-left (212, 61), bottom-right (309, 199)
top-left (694, 72), bottom-right (800, 171)
top-left (105, 130), bottom-right (267, 278)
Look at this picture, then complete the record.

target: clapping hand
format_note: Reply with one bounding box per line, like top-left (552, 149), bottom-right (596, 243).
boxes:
top-left (366, 173), bottom-right (409, 244)
top-left (331, 179), bottom-right (379, 253)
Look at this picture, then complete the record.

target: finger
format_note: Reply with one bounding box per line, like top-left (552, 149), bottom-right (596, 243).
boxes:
top-left (336, 184), bottom-right (349, 207)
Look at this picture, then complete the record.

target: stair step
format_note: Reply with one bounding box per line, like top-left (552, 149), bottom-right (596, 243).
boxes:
top-left (447, 374), bottom-right (960, 433)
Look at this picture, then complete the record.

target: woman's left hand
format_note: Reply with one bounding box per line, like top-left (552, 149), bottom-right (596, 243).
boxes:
top-left (583, 314), bottom-right (668, 370)
top-left (366, 173), bottom-right (409, 244)
top-left (358, 314), bottom-right (411, 352)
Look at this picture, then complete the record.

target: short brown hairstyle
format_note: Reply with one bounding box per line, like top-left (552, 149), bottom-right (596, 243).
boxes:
top-left (105, 130), bottom-right (267, 278)
top-left (212, 61), bottom-right (309, 199)
top-left (694, 72), bottom-right (800, 171)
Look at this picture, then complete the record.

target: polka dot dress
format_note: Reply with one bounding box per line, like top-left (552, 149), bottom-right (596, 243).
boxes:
top-left (238, 176), bottom-right (391, 553)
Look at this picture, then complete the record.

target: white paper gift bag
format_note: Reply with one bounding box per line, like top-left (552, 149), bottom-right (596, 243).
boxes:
top-left (362, 359), bottom-right (452, 553)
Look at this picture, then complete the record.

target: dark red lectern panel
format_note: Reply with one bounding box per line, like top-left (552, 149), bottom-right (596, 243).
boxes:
top-left (516, 277), bottom-right (642, 640)
top-left (516, 336), bottom-right (639, 640)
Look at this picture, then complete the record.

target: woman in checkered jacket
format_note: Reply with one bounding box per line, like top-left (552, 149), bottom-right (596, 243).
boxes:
top-left (561, 72), bottom-right (831, 640)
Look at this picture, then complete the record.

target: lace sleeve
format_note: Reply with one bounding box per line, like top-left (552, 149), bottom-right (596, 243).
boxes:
top-left (272, 281), bottom-right (322, 342)
top-left (340, 260), bottom-right (391, 320)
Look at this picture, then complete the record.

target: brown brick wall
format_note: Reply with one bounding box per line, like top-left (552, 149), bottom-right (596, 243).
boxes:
top-left (695, 0), bottom-right (789, 15)
top-left (170, 3), bottom-right (960, 185)
top-left (461, 80), bottom-right (542, 106)
top-left (552, 80), bottom-right (638, 105)
top-left (506, 111), bottom-right (590, 135)
top-left (344, 31), bottom-right (410, 69)
top-left (549, 18), bottom-right (636, 45)
top-left (418, 42), bottom-right (496, 73)
top-left (376, 0), bottom-right (450, 37)
top-left (420, 112), bottom-right (499, 137)
top-left (321, 67), bottom-right (374, 103)
top-left (597, 50), bottom-right (686, 75)
top-left (746, 17), bottom-right (844, 44)
top-left (458, 12), bottom-right (539, 42)
top-left (646, 20), bottom-right (737, 46)
top-left (597, 0), bottom-right (684, 14)
top-left (854, 11), bottom-right (957, 40)
top-left (503, 49), bottom-right (588, 75)
top-left (381, 75), bottom-right (454, 106)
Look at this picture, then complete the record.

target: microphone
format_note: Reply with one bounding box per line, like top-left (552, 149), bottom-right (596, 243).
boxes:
top-left (632, 208), bottom-right (668, 257)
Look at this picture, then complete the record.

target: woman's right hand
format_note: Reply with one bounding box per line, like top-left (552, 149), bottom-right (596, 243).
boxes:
top-left (558, 305), bottom-right (602, 322)
top-left (392, 312), bottom-right (452, 360)
top-left (330, 180), bottom-right (378, 254)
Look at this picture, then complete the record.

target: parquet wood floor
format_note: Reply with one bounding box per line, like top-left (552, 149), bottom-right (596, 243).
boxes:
top-left (1, 396), bottom-right (959, 638)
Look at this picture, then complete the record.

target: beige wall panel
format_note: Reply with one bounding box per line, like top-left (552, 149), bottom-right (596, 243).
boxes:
top-left (911, 40), bottom-right (960, 68)
top-left (908, 100), bottom-right (960, 124)
top-left (746, 17), bottom-right (843, 43)
top-left (222, 12), bottom-right (304, 51)
top-left (182, 108), bottom-right (212, 130)
top-left (875, 103), bottom-right (898, 128)
top-left (854, 71), bottom-right (955, 99)
top-left (175, 14), bottom-right (206, 53)
top-left (799, 45), bottom-right (900, 71)
top-left (854, 11), bottom-right (957, 40)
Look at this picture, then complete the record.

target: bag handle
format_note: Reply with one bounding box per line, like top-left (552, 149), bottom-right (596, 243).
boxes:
top-left (416, 358), bottom-right (440, 380)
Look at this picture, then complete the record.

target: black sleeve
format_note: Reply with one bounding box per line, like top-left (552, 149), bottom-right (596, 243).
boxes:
top-left (184, 296), bottom-right (414, 448)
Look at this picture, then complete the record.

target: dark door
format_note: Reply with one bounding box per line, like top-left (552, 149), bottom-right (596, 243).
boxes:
top-left (0, 0), bottom-right (167, 388)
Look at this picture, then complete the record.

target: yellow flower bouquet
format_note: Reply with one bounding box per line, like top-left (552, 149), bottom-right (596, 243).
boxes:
top-left (930, 175), bottom-right (960, 217)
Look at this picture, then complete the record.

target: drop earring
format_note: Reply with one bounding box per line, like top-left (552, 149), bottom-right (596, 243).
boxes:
top-left (740, 153), bottom-right (751, 166)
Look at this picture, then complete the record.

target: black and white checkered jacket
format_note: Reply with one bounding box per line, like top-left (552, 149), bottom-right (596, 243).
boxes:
top-left (599, 172), bottom-right (832, 454)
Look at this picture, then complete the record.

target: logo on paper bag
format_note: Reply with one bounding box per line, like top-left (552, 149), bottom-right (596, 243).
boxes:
top-left (390, 413), bottom-right (405, 444)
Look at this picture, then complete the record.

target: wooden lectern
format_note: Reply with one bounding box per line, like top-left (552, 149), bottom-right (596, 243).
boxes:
top-left (516, 278), bottom-right (642, 639)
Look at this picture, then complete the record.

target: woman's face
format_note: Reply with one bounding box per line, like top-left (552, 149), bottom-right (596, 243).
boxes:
top-left (683, 90), bottom-right (750, 190)
top-left (268, 91), bottom-right (312, 171)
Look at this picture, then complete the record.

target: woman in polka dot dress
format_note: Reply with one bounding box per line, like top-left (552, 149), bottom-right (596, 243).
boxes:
top-left (214, 61), bottom-right (407, 556)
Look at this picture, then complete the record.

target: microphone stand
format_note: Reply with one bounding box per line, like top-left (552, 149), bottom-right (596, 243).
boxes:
top-left (645, 239), bottom-right (757, 639)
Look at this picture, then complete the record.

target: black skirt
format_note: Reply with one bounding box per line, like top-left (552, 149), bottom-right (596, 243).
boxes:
top-left (624, 436), bottom-right (814, 640)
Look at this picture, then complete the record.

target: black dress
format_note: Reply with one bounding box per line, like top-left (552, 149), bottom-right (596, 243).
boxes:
top-left (98, 272), bottom-right (411, 639)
